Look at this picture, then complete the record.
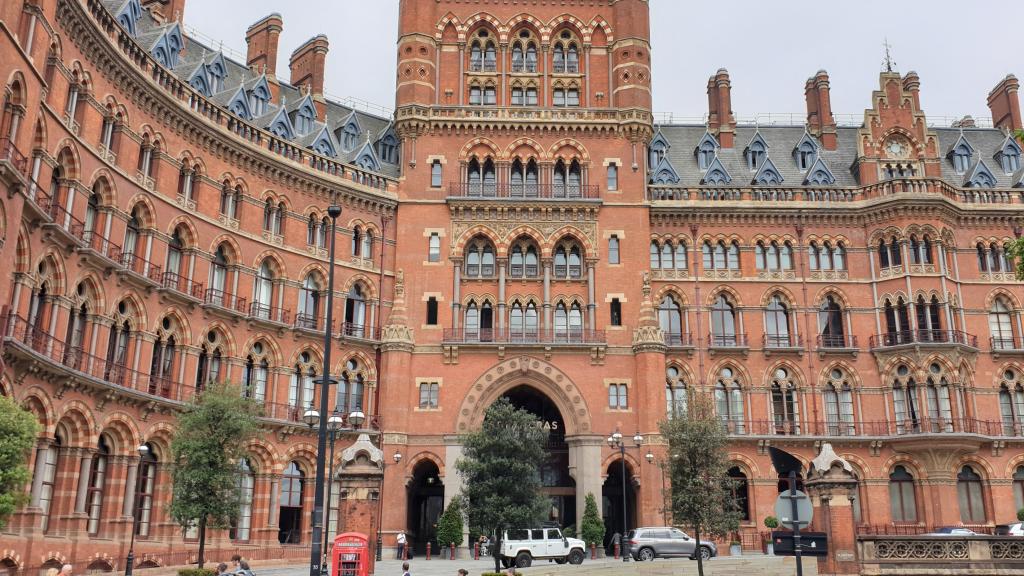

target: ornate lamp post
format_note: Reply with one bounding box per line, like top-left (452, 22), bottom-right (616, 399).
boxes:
top-left (124, 444), bottom-right (149, 576)
top-left (375, 451), bottom-right (402, 561)
top-left (304, 407), bottom-right (365, 575)
top-left (607, 431), bottom-right (643, 562)
top-left (309, 204), bottom-right (342, 576)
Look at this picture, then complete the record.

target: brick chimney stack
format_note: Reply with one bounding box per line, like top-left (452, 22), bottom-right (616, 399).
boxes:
top-left (141, 0), bottom-right (186, 24)
top-left (988, 74), bottom-right (1022, 132)
top-left (290, 35), bottom-right (330, 117)
top-left (804, 70), bottom-right (837, 150)
top-left (246, 13), bottom-right (283, 99)
top-left (902, 71), bottom-right (922, 111)
top-left (707, 69), bottom-right (736, 148)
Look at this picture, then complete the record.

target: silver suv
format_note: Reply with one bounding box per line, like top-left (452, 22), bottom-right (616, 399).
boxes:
top-left (626, 527), bottom-right (718, 561)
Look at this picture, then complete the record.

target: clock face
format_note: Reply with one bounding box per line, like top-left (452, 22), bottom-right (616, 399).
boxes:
top-left (885, 139), bottom-right (910, 158)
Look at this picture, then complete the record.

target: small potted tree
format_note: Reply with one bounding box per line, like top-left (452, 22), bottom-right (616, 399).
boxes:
top-left (763, 516), bottom-right (779, 555)
top-left (728, 533), bottom-right (742, 556)
top-left (580, 493), bottom-right (606, 559)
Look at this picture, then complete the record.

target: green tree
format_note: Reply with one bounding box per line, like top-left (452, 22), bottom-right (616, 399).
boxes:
top-left (436, 498), bottom-right (464, 550)
top-left (168, 381), bottom-right (260, 568)
top-left (660, 393), bottom-right (741, 576)
top-left (579, 493), bottom-right (605, 550)
top-left (0, 396), bottom-right (41, 530)
top-left (456, 397), bottom-right (548, 572)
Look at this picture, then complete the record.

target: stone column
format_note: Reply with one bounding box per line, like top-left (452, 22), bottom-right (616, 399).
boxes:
top-left (586, 261), bottom-right (596, 330)
top-left (74, 450), bottom-right (95, 514)
top-left (567, 436), bottom-right (604, 530)
top-left (497, 260), bottom-right (507, 334)
top-left (543, 260), bottom-right (552, 330)
top-left (804, 443), bottom-right (861, 576)
top-left (452, 262), bottom-right (462, 331)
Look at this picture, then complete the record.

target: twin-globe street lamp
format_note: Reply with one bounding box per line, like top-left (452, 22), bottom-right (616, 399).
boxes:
top-left (124, 444), bottom-right (149, 576)
top-left (606, 431), bottom-right (643, 562)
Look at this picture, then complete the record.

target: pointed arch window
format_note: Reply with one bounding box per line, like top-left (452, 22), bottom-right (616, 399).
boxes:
top-left (884, 298), bottom-right (912, 345)
top-left (298, 274), bottom-right (322, 330)
top-left (714, 367), bottom-right (745, 434)
top-left (710, 294), bottom-right (738, 347)
top-left (465, 239), bottom-right (496, 278)
top-left (37, 433), bottom-right (61, 533)
top-left (148, 332), bottom-right (176, 397)
top-left (253, 261), bottom-right (275, 320)
top-left (893, 368), bottom-right (921, 434)
top-left (210, 245), bottom-right (229, 305)
top-left (241, 348), bottom-right (269, 403)
top-left (84, 192), bottom-right (100, 235)
top-left (338, 359), bottom-right (366, 413)
top-left (957, 466), bottom-right (986, 523)
top-left (104, 319), bottom-right (131, 384)
top-left (289, 354), bottom-right (317, 410)
top-left (134, 444), bottom-right (157, 537)
top-left (823, 368), bottom-right (855, 435)
top-left (728, 467), bottom-right (751, 521)
top-left (925, 372), bottom-right (953, 432)
top-left (195, 340), bottom-right (222, 393)
top-left (818, 295), bottom-right (847, 348)
top-left (991, 298), bottom-right (1017, 350)
top-left (1014, 466), bottom-right (1024, 510)
top-left (123, 207), bottom-right (141, 259)
top-left (771, 368), bottom-right (799, 434)
top-left (666, 366), bottom-right (688, 418)
top-left (765, 295), bottom-right (792, 347)
top-left (658, 296), bottom-right (683, 344)
top-left (344, 284), bottom-right (367, 337)
top-left (889, 466), bottom-right (918, 522)
top-left (909, 235), bottom-right (934, 265)
top-left (86, 435), bottom-right (110, 535)
top-left (999, 369), bottom-right (1024, 435)
top-left (230, 458), bottom-right (255, 541)
top-left (278, 461), bottom-right (304, 544)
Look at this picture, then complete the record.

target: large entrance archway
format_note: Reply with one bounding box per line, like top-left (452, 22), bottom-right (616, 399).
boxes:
top-left (602, 461), bottom-right (637, 548)
top-left (501, 385), bottom-right (577, 528)
top-left (406, 459), bottom-right (444, 555)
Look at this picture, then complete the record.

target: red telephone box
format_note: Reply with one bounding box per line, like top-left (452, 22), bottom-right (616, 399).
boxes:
top-left (333, 532), bottom-right (370, 576)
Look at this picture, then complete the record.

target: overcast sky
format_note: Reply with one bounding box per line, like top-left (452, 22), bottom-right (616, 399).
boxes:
top-left (182, 0), bottom-right (1023, 124)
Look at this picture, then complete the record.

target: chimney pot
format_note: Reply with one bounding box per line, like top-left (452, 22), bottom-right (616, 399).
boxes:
top-left (988, 74), bottom-right (1022, 131)
top-left (805, 69), bottom-right (837, 150)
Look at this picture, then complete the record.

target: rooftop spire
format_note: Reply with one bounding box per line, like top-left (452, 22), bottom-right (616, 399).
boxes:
top-left (882, 38), bottom-right (897, 73)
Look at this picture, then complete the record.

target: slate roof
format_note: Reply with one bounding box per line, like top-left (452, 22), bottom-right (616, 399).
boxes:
top-left (934, 128), bottom-right (1021, 188)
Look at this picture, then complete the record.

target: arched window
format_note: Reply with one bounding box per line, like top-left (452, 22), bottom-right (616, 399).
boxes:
top-left (771, 368), bottom-right (799, 434)
top-left (884, 298), bottom-right (912, 345)
top-left (123, 207), bottom-right (141, 258)
top-left (914, 295), bottom-right (943, 342)
top-left (289, 352), bottom-right (317, 410)
top-left (998, 368), bottom-right (1024, 435)
top-left (924, 366), bottom-right (953, 432)
top-left (195, 332), bottom-right (223, 393)
top-left (37, 432), bottom-right (61, 533)
top-left (148, 331), bottom-right (177, 397)
top-left (661, 241), bottom-right (673, 270)
top-left (351, 226), bottom-right (362, 257)
top-left (104, 318), bottom-right (131, 385)
top-left (252, 261), bottom-right (275, 319)
top-left (1014, 466), bottom-right (1024, 511)
top-left (135, 444), bottom-right (157, 537)
top-left (553, 240), bottom-right (584, 279)
top-left (279, 461), bottom-right (305, 544)
top-left (84, 192), bottom-right (100, 235)
top-left (650, 241), bottom-right (661, 269)
top-left (210, 245), bottom-right (229, 304)
top-left (464, 238), bottom-right (496, 278)
top-left (165, 228), bottom-right (184, 285)
top-left (298, 274), bottom-right (321, 330)
top-left (241, 343), bottom-right (269, 402)
top-left (231, 458), bottom-right (255, 541)
top-left (361, 229), bottom-right (373, 260)
top-left (344, 284), bottom-right (367, 337)
top-left (818, 295), bottom-right (847, 348)
top-left (728, 467), bottom-right (750, 521)
top-left (710, 294), bottom-right (738, 346)
top-left (823, 368), bottom-right (855, 435)
top-left (674, 241), bottom-right (688, 270)
top-left (220, 183), bottom-right (237, 218)
top-left (666, 366), bottom-right (688, 418)
top-left (893, 366), bottom-right (921, 434)
top-left (659, 296), bottom-right (683, 344)
top-left (319, 216), bottom-right (330, 249)
top-left (714, 367), bottom-right (744, 433)
top-left (957, 465), bottom-right (986, 523)
top-left (86, 435), bottom-right (110, 535)
top-left (888, 466), bottom-right (917, 522)
top-left (765, 295), bottom-right (792, 347)
top-left (338, 359), bottom-right (366, 413)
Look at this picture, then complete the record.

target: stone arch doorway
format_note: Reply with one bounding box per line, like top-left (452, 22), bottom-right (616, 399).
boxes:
top-left (501, 385), bottom-right (577, 528)
top-left (407, 459), bottom-right (444, 555)
top-left (602, 460), bottom-right (637, 549)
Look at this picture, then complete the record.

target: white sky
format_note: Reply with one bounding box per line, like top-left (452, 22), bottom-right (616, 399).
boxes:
top-left (182, 0), bottom-right (1024, 124)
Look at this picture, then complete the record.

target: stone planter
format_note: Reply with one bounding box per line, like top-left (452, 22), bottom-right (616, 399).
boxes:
top-left (729, 544), bottom-right (742, 556)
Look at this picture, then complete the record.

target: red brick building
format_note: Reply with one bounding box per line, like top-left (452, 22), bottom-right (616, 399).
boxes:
top-left (2, 0), bottom-right (1024, 572)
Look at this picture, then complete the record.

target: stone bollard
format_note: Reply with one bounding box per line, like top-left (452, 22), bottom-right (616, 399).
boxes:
top-left (426, 541), bottom-right (431, 560)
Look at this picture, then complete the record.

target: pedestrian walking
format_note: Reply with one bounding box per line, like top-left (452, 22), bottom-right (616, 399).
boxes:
top-left (59, 565), bottom-right (73, 576)
top-left (235, 560), bottom-right (254, 576)
top-left (401, 561), bottom-right (411, 576)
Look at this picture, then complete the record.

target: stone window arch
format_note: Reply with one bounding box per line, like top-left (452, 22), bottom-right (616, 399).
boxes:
top-left (714, 365), bottom-right (745, 434)
top-left (823, 367), bottom-right (855, 435)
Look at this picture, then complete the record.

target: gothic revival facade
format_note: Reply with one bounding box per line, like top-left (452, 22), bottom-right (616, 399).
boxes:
top-left (1, 0), bottom-right (1024, 572)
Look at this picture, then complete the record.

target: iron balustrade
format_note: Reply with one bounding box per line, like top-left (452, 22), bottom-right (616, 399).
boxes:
top-left (80, 230), bottom-right (121, 260)
top-left (0, 137), bottom-right (30, 179)
top-left (250, 302), bottom-right (292, 324)
top-left (203, 288), bottom-right (248, 314)
top-left (664, 332), bottom-right (695, 347)
top-left (707, 333), bottom-right (749, 348)
top-left (159, 272), bottom-right (205, 299)
top-left (294, 313), bottom-right (321, 331)
top-left (991, 335), bottom-right (1024, 351)
top-left (870, 330), bottom-right (977, 348)
top-left (115, 250), bottom-right (163, 283)
top-left (763, 333), bottom-right (805, 348)
top-left (716, 417), bottom-right (1007, 438)
top-left (44, 201), bottom-right (86, 240)
top-left (340, 322), bottom-right (381, 340)
top-left (817, 334), bottom-right (859, 349)
top-left (443, 327), bottom-right (606, 345)
top-left (448, 181), bottom-right (600, 200)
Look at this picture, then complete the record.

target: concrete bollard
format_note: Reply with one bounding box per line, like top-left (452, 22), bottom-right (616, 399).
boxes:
top-left (450, 543), bottom-right (455, 560)
top-left (614, 543), bottom-right (620, 559)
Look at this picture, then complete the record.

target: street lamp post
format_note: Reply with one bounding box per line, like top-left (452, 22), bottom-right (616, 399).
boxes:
top-left (607, 431), bottom-right (643, 562)
top-left (644, 451), bottom-right (668, 525)
top-left (376, 451), bottom-right (402, 561)
top-left (309, 204), bottom-right (342, 576)
top-left (124, 444), bottom-right (149, 576)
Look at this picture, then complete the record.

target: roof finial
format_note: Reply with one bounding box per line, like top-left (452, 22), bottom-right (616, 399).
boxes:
top-left (882, 37), bottom-right (897, 73)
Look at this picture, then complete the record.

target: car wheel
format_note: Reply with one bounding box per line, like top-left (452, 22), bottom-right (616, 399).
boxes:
top-left (568, 549), bottom-right (585, 565)
top-left (699, 546), bottom-right (712, 561)
top-left (638, 547), bottom-right (655, 562)
top-left (554, 558), bottom-right (567, 565)
top-left (515, 552), bottom-right (532, 568)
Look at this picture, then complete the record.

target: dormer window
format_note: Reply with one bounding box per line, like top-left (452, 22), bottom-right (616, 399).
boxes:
top-left (342, 121), bottom-right (359, 152)
top-left (795, 137), bottom-right (818, 171)
top-left (950, 135), bottom-right (974, 174)
top-left (697, 140), bottom-right (716, 170)
top-left (745, 134), bottom-right (767, 169)
top-left (998, 137), bottom-right (1022, 174)
top-left (295, 105), bottom-right (315, 135)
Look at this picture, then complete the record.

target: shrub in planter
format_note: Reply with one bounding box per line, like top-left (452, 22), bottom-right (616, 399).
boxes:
top-left (1018, 508), bottom-right (1024, 522)
top-left (763, 516), bottom-right (780, 529)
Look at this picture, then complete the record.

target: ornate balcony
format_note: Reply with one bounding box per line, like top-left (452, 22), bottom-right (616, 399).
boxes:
top-left (869, 330), bottom-right (978, 350)
top-left (249, 302), bottom-right (292, 326)
top-left (763, 333), bottom-right (804, 352)
top-left (816, 334), bottom-right (859, 355)
top-left (708, 333), bottom-right (749, 352)
top-left (720, 417), bottom-right (1008, 439)
top-left (991, 336), bottom-right (1024, 354)
top-left (442, 328), bottom-right (606, 345)
top-left (448, 182), bottom-right (600, 200)
top-left (158, 272), bottom-right (205, 301)
top-left (202, 288), bottom-right (248, 315)
top-left (664, 332), bottom-right (695, 348)
top-left (340, 322), bottom-right (382, 341)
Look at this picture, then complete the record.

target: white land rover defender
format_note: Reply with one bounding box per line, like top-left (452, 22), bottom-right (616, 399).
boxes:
top-left (499, 527), bottom-right (586, 567)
